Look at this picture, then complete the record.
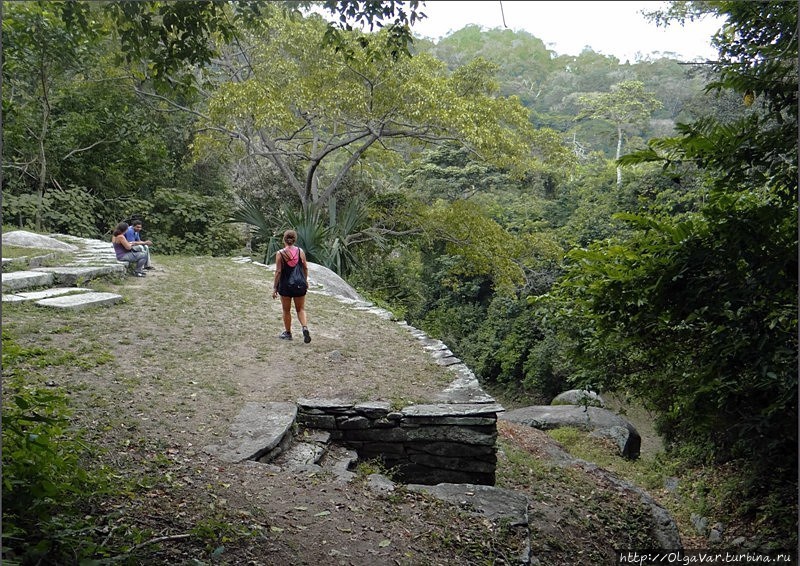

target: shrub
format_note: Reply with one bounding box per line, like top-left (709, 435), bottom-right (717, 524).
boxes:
top-left (1, 331), bottom-right (114, 564)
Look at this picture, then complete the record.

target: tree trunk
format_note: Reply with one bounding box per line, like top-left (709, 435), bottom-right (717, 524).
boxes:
top-left (36, 44), bottom-right (50, 232)
top-left (616, 125), bottom-right (623, 187)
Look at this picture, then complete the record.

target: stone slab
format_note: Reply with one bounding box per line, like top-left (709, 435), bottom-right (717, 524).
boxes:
top-left (2, 230), bottom-right (78, 251)
top-left (35, 292), bottom-right (122, 310)
top-left (407, 483), bottom-right (529, 526)
top-left (401, 403), bottom-right (504, 418)
top-left (32, 265), bottom-right (125, 285)
top-left (1, 270), bottom-right (55, 291)
top-left (203, 402), bottom-right (298, 463)
top-left (3, 287), bottom-right (93, 303)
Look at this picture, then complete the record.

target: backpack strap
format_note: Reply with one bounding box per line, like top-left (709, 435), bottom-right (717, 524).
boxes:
top-left (279, 247), bottom-right (300, 264)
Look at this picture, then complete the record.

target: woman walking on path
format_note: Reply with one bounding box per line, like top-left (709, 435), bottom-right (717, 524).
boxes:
top-left (112, 221), bottom-right (149, 277)
top-left (272, 229), bottom-right (311, 343)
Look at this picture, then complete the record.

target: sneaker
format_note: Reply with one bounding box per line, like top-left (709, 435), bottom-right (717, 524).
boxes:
top-left (279, 331), bottom-right (292, 340)
top-left (133, 271), bottom-right (146, 277)
top-left (302, 327), bottom-right (311, 344)
top-left (144, 265), bottom-right (155, 270)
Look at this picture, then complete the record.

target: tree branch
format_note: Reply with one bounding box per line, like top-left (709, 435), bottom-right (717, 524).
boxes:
top-left (62, 139), bottom-right (111, 160)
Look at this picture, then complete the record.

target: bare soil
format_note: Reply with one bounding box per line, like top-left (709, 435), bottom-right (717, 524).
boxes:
top-left (2, 254), bottom-right (686, 565)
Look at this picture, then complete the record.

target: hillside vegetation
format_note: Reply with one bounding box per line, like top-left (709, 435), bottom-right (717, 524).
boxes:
top-left (2, 0), bottom-right (796, 560)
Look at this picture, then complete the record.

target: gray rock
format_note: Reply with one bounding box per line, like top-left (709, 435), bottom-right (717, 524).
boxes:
top-left (2, 287), bottom-right (94, 303)
top-left (407, 482), bottom-right (531, 563)
top-left (203, 402), bottom-right (297, 463)
top-left (500, 405), bottom-right (641, 459)
top-left (401, 403), bottom-right (505, 418)
top-left (35, 292), bottom-right (122, 310)
top-left (551, 389), bottom-right (605, 408)
top-left (367, 473), bottom-right (396, 493)
top-left (2, 270), bottom-right (55, 291)
top-left (261, 260), bottom-right (365, 301)
top-left (691, 513), bottom-right (709, 536)
top-left (308, 262), bottom-right (365, 301)
top-left (2, 230), bottom-right (78, 251)
top-left (32, 265), bottom-right (125, 285)
top-left (407, 482), bottom-right (529, 526)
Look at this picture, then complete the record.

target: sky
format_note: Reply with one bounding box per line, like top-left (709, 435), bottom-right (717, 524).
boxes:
top-left (409, 1), bottom-right (724, 62)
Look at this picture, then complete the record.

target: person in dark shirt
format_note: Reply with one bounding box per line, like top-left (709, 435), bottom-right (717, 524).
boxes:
top-left (272, 229), bottom-right (311, 343)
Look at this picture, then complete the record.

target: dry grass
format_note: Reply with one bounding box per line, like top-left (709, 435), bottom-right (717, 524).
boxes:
top-left (2, 253), bottom-right (682, 565)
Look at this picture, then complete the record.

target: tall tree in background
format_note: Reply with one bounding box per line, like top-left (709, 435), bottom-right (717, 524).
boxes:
top-left (576, 80), bottom-right (662, 185)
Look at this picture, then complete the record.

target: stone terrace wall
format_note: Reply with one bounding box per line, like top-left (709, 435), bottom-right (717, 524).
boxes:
top-left (296, 398), bottom-right (504, 485)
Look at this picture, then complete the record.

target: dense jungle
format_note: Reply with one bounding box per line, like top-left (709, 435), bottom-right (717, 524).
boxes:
top-left (2, 1), bottom-right (797, 563)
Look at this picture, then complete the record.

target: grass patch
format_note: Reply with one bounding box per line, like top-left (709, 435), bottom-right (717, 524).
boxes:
top-left (2, 244), bottom-right (60, 259)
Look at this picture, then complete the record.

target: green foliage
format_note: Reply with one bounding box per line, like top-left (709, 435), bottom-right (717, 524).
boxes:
top-left (105, 0), bottom-right (251, 93)
top-left (546, 191), bottom-right (797, 443)
top-left (200, 12), bottom-right (567, 209)
top-left (137, 188), bottom-right (243, 256)
top-left (349, 245), bottom-right (424, 320)
top-left (231, 196), bottom-right (374, 274)
top-left (525, 4), bottom-right (798, 546)
top-left (400, 143), bottom-right (518, 201)
top-left (418, 200), bottom-right (527, 295)
top-left (4, 186), bottom-right (105, 237)
top-left (1, 331), bottom-right (114, 564)
top-left (321, 0), bottom-right (425, 60)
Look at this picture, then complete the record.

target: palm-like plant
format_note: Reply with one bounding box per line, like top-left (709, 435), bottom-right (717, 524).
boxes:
top-left (229, 197), bottom-right (373, 274)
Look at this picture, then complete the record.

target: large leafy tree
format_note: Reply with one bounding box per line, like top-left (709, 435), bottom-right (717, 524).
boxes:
top-left (100, 0), bottom-right (426, 92)
top-left (197, 13), bottom-right (571, 209)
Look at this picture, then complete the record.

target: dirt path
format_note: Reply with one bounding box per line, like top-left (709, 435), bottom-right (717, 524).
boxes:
top-left (3, 252), bottom-right (679, 564)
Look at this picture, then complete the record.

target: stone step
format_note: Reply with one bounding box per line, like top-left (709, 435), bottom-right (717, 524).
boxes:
top-left (272, 441), bottom-right (326, 471)
top-left (202, 402), bottom-right (298, 464)
top-left (31, 265), bottom-right (126, 286)
top-left (35, 291), bottom-right (123, 310)
top-left (3, 287), bottom-right (94, 303)
top-left (2, 252), bottom-right (62, 271)
top-left (2, 270), bottom-right (55, 291)
top-left (318, 443), bottom-right (359, 482)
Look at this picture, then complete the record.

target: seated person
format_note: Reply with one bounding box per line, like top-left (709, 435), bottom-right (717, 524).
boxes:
top-left (112, 221), bottom-right (148, 277)
top-left (124, 219), bottom-right (154, 270)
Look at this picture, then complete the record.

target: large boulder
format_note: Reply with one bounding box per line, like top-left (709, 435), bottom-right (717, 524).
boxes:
top-left (307, 262), bottom-right (365, 301)
top-left (551, 389), bottom-right (605, 408)
top-left (499, 405), bottom-right (641, 459)
top-left (261, 260), bottom-right (364, 301)
top-left (2, 230), bottom-right (78, 252)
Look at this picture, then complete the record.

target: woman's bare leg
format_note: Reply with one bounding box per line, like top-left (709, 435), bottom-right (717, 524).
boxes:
top-left (280, 295), bottom-right (293, 332)
top-left (293, 295), bottom-right (308, 327)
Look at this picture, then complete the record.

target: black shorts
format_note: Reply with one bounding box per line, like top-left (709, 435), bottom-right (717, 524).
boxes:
top-left (278, 285), bottom-right (307, 298)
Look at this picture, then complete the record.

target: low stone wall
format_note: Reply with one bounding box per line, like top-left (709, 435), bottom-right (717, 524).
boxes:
top-left (296, 398), bottom-right (504, 485)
